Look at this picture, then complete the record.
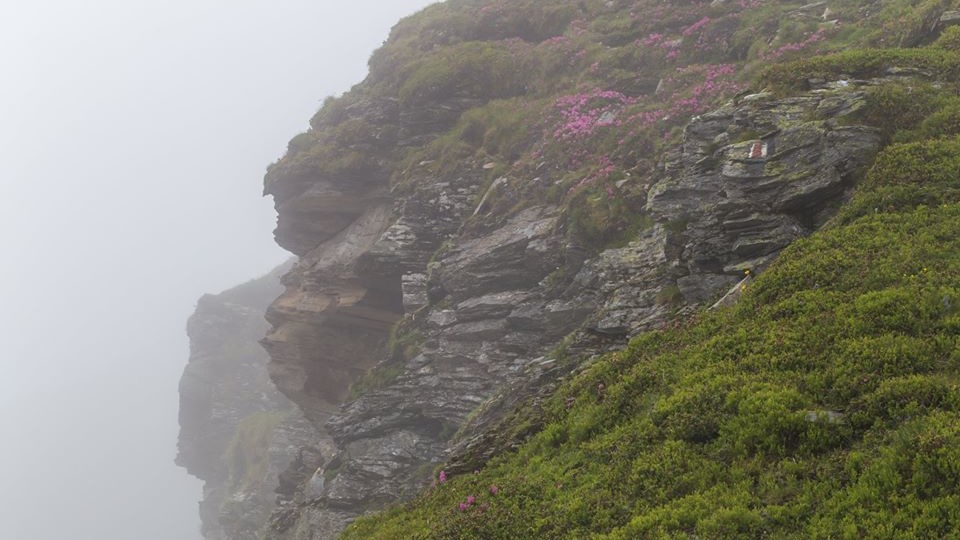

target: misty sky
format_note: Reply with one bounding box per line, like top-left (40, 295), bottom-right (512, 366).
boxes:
top-left (0, 1), bottom-right (434, 538)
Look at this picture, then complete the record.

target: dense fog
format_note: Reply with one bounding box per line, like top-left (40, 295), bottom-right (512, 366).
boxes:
top-left (0, 1), bottom-right (434, 538)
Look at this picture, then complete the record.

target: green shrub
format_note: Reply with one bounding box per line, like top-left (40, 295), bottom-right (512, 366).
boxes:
top-left (850, 375), bottom-right (959, 428)
top-left (931, 24), bottom-right (960, 51)
top-left (910, 103), bottom-right (960, 139)
top-left (855, 83), bottom-right (952, 140)
top-left (866, 137), bottom-right (960, 187)
top-left (224, 412), bottom-right (285, 490)
top-left (762, 48), bottom-right (960, 93)
top-left (397, 41), bottom-right (530, 105)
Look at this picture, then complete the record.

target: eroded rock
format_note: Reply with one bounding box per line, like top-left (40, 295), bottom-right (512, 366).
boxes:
top-left (176, 264), bottom-right (328, 540)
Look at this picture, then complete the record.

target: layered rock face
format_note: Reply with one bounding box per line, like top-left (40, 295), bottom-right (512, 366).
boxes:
top-left (259, 80), bottom-right (882, 537)
top-left (177, 264), bottom-right (330, 540)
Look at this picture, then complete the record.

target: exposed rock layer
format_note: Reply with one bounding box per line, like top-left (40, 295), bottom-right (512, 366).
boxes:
top-left (177, 264), bottom-right (329, 540)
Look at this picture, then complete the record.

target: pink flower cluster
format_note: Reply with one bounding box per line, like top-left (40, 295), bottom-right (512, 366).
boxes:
top-left (477, 2), bottom-right (504, 16)
top-left (455, 486), bottom-right (499, 512)
top-left (763, 28), bottom-right (827, 60)
top-left (568, 154), bottom-right (617, 195)
top-left (623, 110), bottom-right (667, 130)
top-left (637, 32), bottom-right (679, 53)
top-left (458, 494), bottom-right (477, 512)
top-left (542, 35), bottom-right (571, 48)
top-left (641, 33), bottom-right (664, 46)
top-left (500, 37), bottom-right (530, 55)
top-left (614, 64), bottom-right (741, 146)
top-left (553, 90), bottom-right (638, 140)
top-left (682, 16), bottom-right (711, 37)
top-left (668, 64), bottom-right (740, 115)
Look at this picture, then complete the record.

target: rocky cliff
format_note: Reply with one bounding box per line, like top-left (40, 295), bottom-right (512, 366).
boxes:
top-left (177, 263), bottom-right (331, 540)
top-left (180, 0), bottom-right (960, 537)
top-left (260, 81), bottom-right (883, 538)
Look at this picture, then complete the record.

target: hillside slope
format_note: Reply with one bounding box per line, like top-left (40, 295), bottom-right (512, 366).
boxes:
top-left (179, 0), bottom-right (960, 538)
top-left (344, 122), bottom-right (960, 540)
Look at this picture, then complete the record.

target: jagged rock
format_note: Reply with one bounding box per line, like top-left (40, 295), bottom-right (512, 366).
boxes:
top-left (456, 290), bottom-right (532, 322)
top-left (435, 206), bottom-right (562, 302)
top-left (940, 10), bottom-right (960, 27)
top-left (261, 202), bottom-right (404, 422)
top-left (445, 319), bottom-right (509, 341)
top-left (177, 263), bottom-right (328, 540)
top-left (678, 273), bottom-right (740, 305)
top-left (711, 275), bottom-right (753, 310)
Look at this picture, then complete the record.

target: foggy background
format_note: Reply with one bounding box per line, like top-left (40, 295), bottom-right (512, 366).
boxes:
top-left (0, 1), bottom-right (433, 538)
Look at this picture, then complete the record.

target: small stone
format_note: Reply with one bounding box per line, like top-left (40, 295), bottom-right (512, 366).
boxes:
top-left (940, 10), bottom-right (960, 26)
top-left (804, 410), bottom-right (845, 424)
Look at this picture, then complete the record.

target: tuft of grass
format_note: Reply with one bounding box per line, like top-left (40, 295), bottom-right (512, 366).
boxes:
top-left (348, 320), bottom-right (424, 399)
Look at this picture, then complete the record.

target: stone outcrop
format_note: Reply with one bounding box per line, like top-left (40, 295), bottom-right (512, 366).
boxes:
top-left (257, 80), bottom-right (883, 537)
top-left (177, 263), bottom-right (330, 540)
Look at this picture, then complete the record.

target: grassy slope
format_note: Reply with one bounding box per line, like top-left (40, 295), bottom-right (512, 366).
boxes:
top-left (339, 14), bottom-right (960, 540)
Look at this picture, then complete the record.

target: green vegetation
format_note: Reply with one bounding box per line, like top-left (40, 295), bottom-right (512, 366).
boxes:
top-left (224, 411), bottom-right (286, 491)
top-left (565, 183), bottom-right (650, 248)
top-left (348, 320), bottom-right (424, 398)
top-left (763, 47), bottom-right (960, 92)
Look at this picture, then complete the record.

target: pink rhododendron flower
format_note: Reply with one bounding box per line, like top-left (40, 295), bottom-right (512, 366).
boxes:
top-left (682, 16), bottom-right (711, 36)
top-left (553, 90), bottom-right (638, 140)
